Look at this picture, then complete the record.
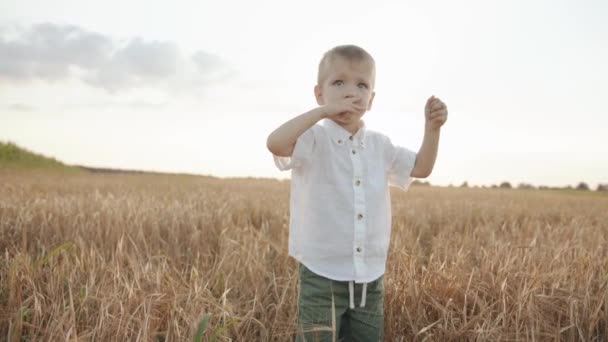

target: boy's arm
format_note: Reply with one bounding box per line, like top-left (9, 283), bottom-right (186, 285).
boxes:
top-left (266, 97), bottom-right (366, 157)
top-left (266, 107), bottom-right (326, 157)
top-left (411, 95), bottom-right (448, 178)
top-left (411, 129), bottom-right (440, 178)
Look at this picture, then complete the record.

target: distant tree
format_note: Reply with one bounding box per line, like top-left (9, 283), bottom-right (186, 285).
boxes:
top-left (460, 181), bottom-right (468, 188)
top-left (597, 184), bottom-right (608, 192)
top-left (411, 180), bottom-right (431, 187)
top-left (576, 182), bottom-right (589, 191)
top-left (517, 183), bottom-right (535, 190)
top-left (499, 182), bottom-right (512, 189)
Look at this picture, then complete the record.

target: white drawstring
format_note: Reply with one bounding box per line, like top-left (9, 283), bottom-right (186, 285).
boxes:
top-left (360, 283), bottom-right (367, 307)
top-left (348, 281), bottom-right (368, 309)
top-left (349, 281), bottom-right (355, 309)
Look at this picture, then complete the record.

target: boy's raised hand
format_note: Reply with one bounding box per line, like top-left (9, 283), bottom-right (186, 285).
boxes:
top-left (321, 97), bottom-right (367, 121)
top-left (424, 95), bottom-right (448, 131)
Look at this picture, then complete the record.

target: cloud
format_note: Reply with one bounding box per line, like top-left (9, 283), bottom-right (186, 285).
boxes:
top-left (0, 23), bottom-right (233, 92)
top-left (83, 38), bottom-right (181, 91)
top-left (63, 100), bottom-right (169, 110)
top-left (2, 103), bottom-right (36, 111)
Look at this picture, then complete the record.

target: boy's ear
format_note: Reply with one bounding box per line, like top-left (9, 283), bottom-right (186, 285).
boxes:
top-left (314, 85), bottom-right (324, 106)
top-left (367, 91), bottom-right (376, 110)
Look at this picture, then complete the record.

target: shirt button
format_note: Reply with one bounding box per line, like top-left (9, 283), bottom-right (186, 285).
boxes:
top-left (356, 247), bottom-right (362, 252)
top-left (349, 136), bottom-right (354, 141)
top-left (357, 213), bottom-right (363, 220)
top-left (355, 180), bottom-right (361, 186)
top-left (337, 139), bottom-right (343, 144)
top-left (352, 150), bottom-right (356, 154)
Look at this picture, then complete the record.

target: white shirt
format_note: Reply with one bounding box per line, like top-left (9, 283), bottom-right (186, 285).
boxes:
top-left (273, 118), bottom-right (417, 284)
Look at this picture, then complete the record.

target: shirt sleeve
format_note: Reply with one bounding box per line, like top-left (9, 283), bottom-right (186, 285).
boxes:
top-left (384, 136), bottom-right (417, 190)
top-left (272, 126), bottom-right (316, 171)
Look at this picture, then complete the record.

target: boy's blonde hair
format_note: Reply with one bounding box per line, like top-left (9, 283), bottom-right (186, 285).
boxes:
top-left (317, 45), bottom-right (376, 86)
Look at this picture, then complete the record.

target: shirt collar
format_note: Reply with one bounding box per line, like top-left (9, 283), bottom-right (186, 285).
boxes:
top-left (322, 118), bottom-right (367, 148)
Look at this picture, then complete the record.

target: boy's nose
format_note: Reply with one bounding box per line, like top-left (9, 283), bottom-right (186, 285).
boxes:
top-left (344, 90), bottom-right (358, 99)
top-left (344, 91), bottom-right (361, 102)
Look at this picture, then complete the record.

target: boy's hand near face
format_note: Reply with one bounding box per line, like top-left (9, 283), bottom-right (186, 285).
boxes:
top-left (424, 96), bottom-right (448, 131)
top-left (321, 97), bottom-right (367, 122)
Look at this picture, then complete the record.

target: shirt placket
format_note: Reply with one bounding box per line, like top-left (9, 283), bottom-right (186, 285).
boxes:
top-left (350, 135), bottom-right (366, 279)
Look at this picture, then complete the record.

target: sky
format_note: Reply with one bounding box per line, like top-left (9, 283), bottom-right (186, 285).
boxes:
top-left (1, 0), bottom-right (607, 188)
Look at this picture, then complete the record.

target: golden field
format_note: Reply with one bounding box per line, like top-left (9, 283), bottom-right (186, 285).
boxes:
top-left (1, 170), bottom-right (607, 341)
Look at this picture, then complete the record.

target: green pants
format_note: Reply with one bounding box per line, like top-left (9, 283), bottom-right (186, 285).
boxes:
top-left (295, 263), bottom-right (385, 342)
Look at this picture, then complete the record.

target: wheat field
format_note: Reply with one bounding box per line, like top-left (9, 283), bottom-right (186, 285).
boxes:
top-left (1, 170), bottom-right (607, 341)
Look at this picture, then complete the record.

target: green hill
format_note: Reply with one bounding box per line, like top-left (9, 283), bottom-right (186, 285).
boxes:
top-left (0, 141), bottom-right (80, 171)
top-left (0, 141), bottom-right (200, 176)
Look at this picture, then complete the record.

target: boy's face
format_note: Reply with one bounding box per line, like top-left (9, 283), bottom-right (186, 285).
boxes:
top-left (314, 56), bottom-right (376, 128)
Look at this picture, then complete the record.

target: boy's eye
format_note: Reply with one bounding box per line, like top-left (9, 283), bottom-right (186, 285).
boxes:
top-left (332, 80), bottom-right (368, 89)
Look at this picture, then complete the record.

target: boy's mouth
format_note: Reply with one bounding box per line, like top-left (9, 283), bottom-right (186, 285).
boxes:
top-left (340, 110), bottom-right (362, 117)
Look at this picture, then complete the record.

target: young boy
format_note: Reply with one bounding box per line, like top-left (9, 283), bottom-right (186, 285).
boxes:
top-left (266, 45), bottom-right (448, 341)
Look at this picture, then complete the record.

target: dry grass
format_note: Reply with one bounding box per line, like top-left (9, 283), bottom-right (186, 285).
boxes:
top-left (1, 170), bottom-right (607, 341)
